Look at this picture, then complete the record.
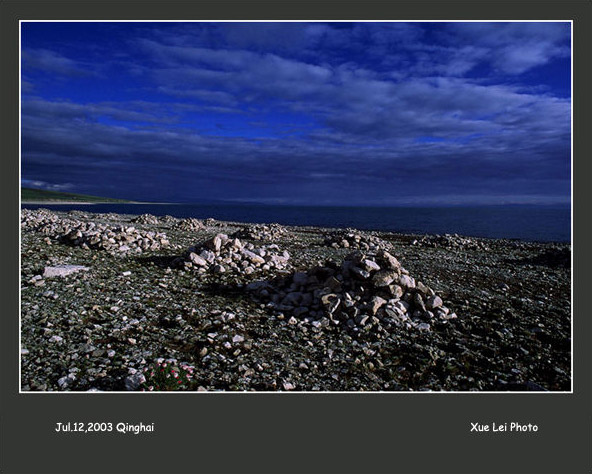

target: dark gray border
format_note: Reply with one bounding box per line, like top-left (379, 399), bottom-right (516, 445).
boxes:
top-left (2, 1), bottom-right (590, 473)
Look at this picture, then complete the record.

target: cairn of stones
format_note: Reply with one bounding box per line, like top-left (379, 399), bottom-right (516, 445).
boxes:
top-left (232, 223), bottom-right (288, 241)
top-left (22, 210), bottom-right (171, 253)
top-left (159, 215), bottom-right (179, 225)
top-left (412, 234), bottom-right (489, 251)
top-left (324, 230), bottom-right (386, 251)
top-left (21, 208), bottom-right (78, 235)
top-left (173, 233), bottom-right (291, 275)
top-left (96, 212), bottom-right (124, 221)
top-left (248, 249), bottom-right (456, 333)
top-left (173, 218), bottom-right (206, 232)
top-left (131, 214), bottom-right (160, 226)
top-left (58, 223), bottom-right (170, 253)
top-left (204, 218), bottom-right (221, 227)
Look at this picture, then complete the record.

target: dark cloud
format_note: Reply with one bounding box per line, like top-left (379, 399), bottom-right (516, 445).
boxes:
top-left (445, 22), bottom-right (570, 74)
top-left (21, 178), bottom-right (73, 192)
top-left (22, 48), bottom-right (93, 77)
top-left (20, 22), bottom-right (571, 205)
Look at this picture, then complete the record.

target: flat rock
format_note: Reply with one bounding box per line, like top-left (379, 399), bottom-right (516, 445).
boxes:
top-left (43, 265), bottom-right (90, 278)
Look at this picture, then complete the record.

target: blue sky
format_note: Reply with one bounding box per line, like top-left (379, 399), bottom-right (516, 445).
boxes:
top-left (21, 22), bottom-right (571, 205)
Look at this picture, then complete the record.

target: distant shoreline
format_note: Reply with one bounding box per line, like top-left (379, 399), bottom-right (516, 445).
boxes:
top-left (20, 201), bottom-right (166, 205)
top-left (20, 201), bottom-right (570, 243)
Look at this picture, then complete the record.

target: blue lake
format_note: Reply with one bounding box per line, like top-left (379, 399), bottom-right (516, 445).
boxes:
top-left (21, 203), bottom-right (571, 243)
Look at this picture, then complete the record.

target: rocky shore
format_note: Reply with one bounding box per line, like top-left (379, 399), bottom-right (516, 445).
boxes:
top-left (20, 208), bottom-right (571, 391)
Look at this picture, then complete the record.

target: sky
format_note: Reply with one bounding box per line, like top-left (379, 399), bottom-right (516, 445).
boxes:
top-left (21, 22), bottom-right (571, 206)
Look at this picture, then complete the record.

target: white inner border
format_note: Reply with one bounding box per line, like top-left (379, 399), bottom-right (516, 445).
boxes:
top-left (18, 19), bottom-right (574, 395)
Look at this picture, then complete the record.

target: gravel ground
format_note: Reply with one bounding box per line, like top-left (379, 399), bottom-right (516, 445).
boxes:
top-left (20, 209), bottom-right (571, 392)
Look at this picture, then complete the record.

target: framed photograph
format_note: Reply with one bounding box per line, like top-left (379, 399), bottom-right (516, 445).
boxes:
top-left (3, 1), bottom-right (591, 473)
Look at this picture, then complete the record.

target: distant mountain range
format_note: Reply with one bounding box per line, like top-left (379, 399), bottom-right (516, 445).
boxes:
top-left (21, 187), bottom-right (131, 203)
top-left (20, 187), bottom-right (571, 209)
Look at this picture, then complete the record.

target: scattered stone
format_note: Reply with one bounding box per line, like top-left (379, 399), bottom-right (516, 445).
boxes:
top-left (57, 374), bottom-right (76, 389)
top-left (131, 214), bottom-right (160, 225)
top-left (324, 230), bottom-right (387, 251)
top-left (124, 373), bottom-right (146, 391)
top-left (173, 218), bottom-right (206, 232)
top-left (412, 233), bottom-right (489, 251)
top-left (232, 223), bottom-right (289, 241)
top-left (20, 207), bottom-right (570, 393)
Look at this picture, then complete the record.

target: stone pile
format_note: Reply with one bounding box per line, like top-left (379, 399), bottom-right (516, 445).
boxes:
top-left (67, 210), bottom-right (90, 218)
top-left (173, 218), bottom-right (206, 232)
top-left (412, 234), bottom-right (489, 251)
top-left (22, 210), bottom-right (171, 254)
top-left (159, 215), bottom-right (179, 225)
top-left (324, 230), bottom-right (386, 251)
top-left (173, 233), bottom-right (291, 275)
top-left (58, 223), bottom-right (170, 254)
top-left (21, 209), bottom-right (79, 235)
top-left (204, 218), bottom-right (222, 227)
top-left (95, 213), bottom-right (123, 221)
top-left (248, 249), bottom-right (457, 333)
top-left (131, 214), bottom-right (160, 225)
top-left (232, 223), bottom-right (288, 241)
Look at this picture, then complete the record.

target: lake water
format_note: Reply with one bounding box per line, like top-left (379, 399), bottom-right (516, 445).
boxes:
top-left (21, 203), bottom-right (571, 243)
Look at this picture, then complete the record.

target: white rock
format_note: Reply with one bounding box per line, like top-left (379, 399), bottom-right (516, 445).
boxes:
top-left (212, 264), bottom-right (226, 273)
top-left (242, 249), bottom-right (265, 264)
top-left (189, 252), bottom-right (208, 266)
top-left (199, 250), bottom-right (217, 263)
top-left (399, 274), bottom-right (416, 289)
top-left (43, 265), bottom-right (90, 278)
top-left (368, 296), bottom-right (387, 315)
top-left (362, 259), bottom-right (381, 272)
top-left (426, 295), bottom-right (443, 310)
